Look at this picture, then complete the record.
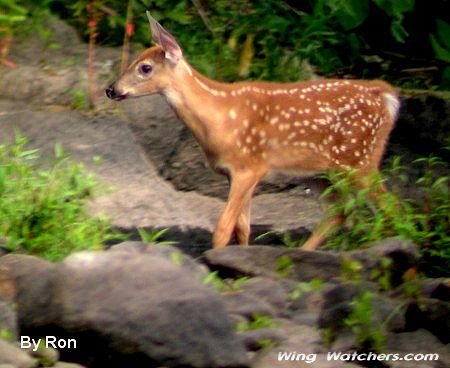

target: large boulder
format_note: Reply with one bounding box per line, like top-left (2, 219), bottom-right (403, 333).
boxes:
top-left (385, 329), bottom-right (450, 368)
top-left (0, 255), bottom-right (58, 328)
top-left (0, 244), bottom-right (249, 368)
top-left (203, 246), bottom-right (341, 281)
top-left (203, 238), bottom-right (419, 285)
top-left (0, 339), bottom-right (35, 368)
top-left (54, 245), bottom-right (249, 368)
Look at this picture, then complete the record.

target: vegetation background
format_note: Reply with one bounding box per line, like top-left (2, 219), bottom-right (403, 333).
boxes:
top-left (1, 0), bottom-right (449, 89)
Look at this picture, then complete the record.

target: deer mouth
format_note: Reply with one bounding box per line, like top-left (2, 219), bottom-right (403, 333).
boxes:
top-left (105, 85), bottom-right (128, 101)
top-left (113, 94), bottom-right (128, 101)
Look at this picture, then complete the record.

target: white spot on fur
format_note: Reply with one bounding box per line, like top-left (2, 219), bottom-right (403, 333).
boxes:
top-left (270, 117), bottom-right (279, 125)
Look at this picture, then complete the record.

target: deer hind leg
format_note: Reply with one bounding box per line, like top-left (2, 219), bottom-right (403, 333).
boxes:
top-left (301, 169), bottom-right (389, 251)
top-left (354, 169), bottom-right (402, 219)
top-left (212, 169), bottom-right (265, 249)
top-left (352, 168), bottom-right (389, 204)
top-left (302, 215), bottom-right (345, 250)
top-left (301, 177), bottom-right (342, 250)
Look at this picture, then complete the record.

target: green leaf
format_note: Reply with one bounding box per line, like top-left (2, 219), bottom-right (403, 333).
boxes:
top-left (336, 0), bottom-right (369, 30)
top-left (430, 34), bottom-right (450, 62)
top-left (391, 16), bottom-right (409, 43)
top-left (440, 66), bottom-right (450, 88)
top-left (431, 19), bottom-right (450, 65)
top-left (202, 271), bottom-right (220, 286)
top-left (392, 0), bottom-right (415, 14)
top-left (436, 19), bottom-right (450, 50)
top-left (372, 0), bottom-right (415, 16)
top-left (0, 0), bottom-right (27, 15)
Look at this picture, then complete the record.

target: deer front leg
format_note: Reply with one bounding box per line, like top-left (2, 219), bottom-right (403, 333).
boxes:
top-left (234, 198), bottom-right (251, 245)
top-left (212, 170), bottom-right (264, 249)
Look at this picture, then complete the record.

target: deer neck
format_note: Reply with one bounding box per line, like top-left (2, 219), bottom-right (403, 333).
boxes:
top-left (162, 60), bottom-right (230, 148)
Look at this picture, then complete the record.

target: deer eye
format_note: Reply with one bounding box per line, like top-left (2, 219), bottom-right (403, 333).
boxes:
top-left (139, 64), bottom-right (153, 75)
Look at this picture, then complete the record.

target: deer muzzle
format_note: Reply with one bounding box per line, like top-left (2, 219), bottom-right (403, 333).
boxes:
top-left (105, 84), bottom-right (127, 101)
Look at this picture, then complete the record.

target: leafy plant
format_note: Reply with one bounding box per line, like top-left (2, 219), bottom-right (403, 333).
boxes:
top-left (372, 0), bottom-right (415, 43)
top-left (70, 87), bottom-right (89, 110)
top-left (0, 135), bottom-right (120, 261)
top-left (170, 250), bottom-right (183, 266)
top-left (401, 268), bottom-right (426, 309)
top-left (37, 1), bottom-right (407, 80)
top-left (340, 257), bottom-right (364, 282)
top-left (430, 19), bottom-right (450, 93)
top-left (275, 254), bottom-right (294, 278)
top-left (370, 256), bottom-right (393, 291)
top-left (0, 328), bottom-right (14, 342)
top-left (137, 227), bottom-right (177, 245)
top-left (236, 312), bottom-right (276, 332)
top-left (344, 290), bottom-right (386, 351)
top-left (321, 153), bottom-right (449, 276)
top-left (0, 0), bottom-right (27, 68)
top-left (289, 278), bottom-right (324, 300)
top-left (202, 271), bottom-right (250, 293)
top-left (254, 338), bottom-right (278, 350)
top-left (7, 0), bottom-right (449, 89)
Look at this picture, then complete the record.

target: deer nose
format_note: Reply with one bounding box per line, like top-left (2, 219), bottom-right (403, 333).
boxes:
top-left (105, 85), bottom-right (116, 99)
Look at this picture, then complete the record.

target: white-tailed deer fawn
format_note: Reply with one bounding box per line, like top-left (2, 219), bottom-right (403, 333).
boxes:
top-left (106, 11), bottom-right (400, 250)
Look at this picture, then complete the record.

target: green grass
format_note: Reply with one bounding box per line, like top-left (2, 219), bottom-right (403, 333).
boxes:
top-left (0, 135), bottom-right (120, 261)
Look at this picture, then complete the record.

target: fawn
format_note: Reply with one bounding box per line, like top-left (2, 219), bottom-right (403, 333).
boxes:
top-left (106, 12), bottom-right (400, 250)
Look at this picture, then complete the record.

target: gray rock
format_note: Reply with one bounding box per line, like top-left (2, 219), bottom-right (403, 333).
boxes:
top-left (418, 278), bottom-right (450, 301)
top-left (221, 292), bottom-right (277, 318)
top-left (25, 343), bottom-right (59, 367)
top-left (386, 329), bottom-right (450, 368)
top-left (289, 311), bottom-right (320, 326)
top-left (253, 351), bottom-right (361, 368)
top-left (270, 321), bottom-right (325, 353)
top-left (251, 321), bottom-right (361, 368)
top-left (348, 237), bottom-right (420, 287)
top-left (405, 298), bottom-right (450, 343)
top-left (109, 241), bottom-right (210, 279)
top-left (0, 302), bottom-right (18, 341)
top-left (53, 363), bottom-right (86, 368)
top-left (203, 216), bottom-right (425, 290)
top-left (317, 283), bottom-right (359, 332)
top-left (0, 255), bottom-right (58, 328)
top-left (203, 246), bottom-right (341, 281)
top-left (239, 277), bottom-right (290, 312)
top-left (54, 250), bottom-right (249, 368)
top-left (0, 339), bottom-right (35, 368)
top-left (330, 331), bottom-right (359, 352)
top-left (318, 282), bottom-right (405, 335)
top-left (238, 328), bottom-right (288, 351)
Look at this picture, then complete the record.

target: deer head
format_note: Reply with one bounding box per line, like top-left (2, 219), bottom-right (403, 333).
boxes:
top-left (106, 11), bottom-right (183, 101)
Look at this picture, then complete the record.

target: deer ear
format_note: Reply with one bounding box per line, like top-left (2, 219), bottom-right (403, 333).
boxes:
top-left (146, 11), bottom-right (182, 65)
